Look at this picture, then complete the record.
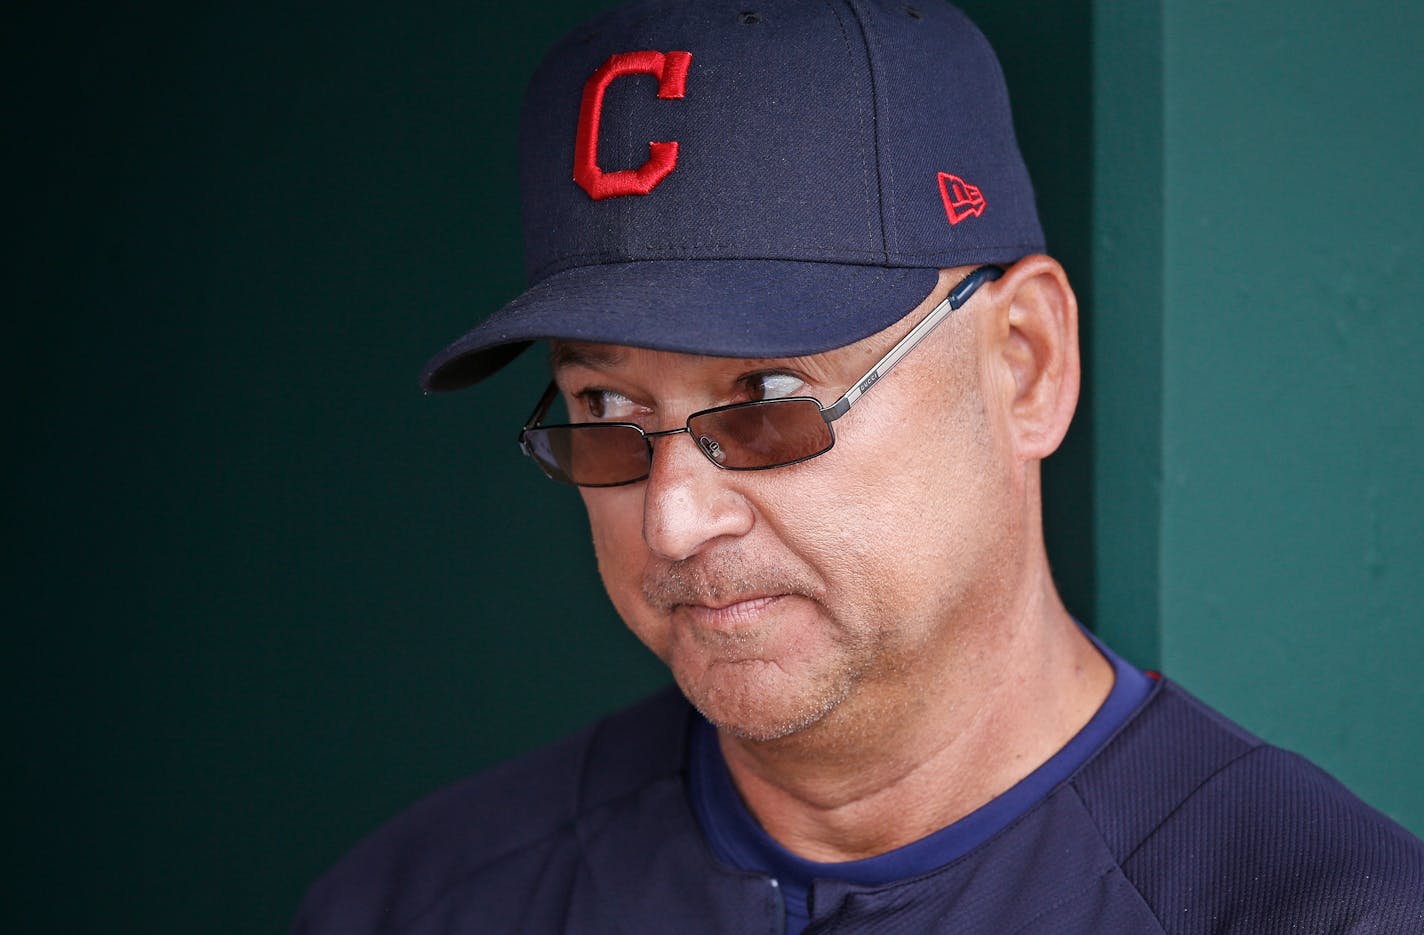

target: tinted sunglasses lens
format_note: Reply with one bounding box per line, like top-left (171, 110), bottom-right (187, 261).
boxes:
top-left (523, 425), bottom-right (650, 486)
top-left (688, 399), bottom-right (832, 469)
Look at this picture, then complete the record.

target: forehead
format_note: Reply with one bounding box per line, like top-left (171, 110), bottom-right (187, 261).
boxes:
top-left (548, 342), bottom-right (631, 372)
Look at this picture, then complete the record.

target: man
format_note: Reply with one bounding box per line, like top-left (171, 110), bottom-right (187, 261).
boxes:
top-left (294, 1), bottom-right (1424, 932)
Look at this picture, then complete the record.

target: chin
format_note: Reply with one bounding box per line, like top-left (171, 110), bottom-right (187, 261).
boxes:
top-left (673, 659), bottom-right (853, 743)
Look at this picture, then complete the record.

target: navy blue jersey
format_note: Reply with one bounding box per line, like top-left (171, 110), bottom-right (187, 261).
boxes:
top-left (292, 679), bottom-right (1424, 933)
top-left (687, 635), bottom-right (1155, 933)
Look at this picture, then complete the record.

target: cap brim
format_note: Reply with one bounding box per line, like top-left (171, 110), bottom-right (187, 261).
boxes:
top-left (420, 259), bottom-right (941, 392)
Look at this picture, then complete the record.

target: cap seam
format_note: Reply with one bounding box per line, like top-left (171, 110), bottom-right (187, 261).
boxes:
top-left (841, 0), bottom-right (891, 265)
top-left (527, 241), bottom-right (1045, 282)
top-left (528, 246), bottom-right (898, 281)
top-left (821, 0), bottom-right (883, 259)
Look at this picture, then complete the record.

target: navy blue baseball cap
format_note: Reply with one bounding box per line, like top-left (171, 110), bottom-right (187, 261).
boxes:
top-left (421, 0), bottom-right (1043, 392)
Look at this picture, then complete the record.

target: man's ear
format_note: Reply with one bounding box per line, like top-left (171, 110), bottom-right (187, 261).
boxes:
top-left (983, 254), bottom-right (1080, 462)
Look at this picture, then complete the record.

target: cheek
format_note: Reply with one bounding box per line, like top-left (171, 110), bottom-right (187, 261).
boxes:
top-left (803, 470), bottom-right (968, 589)
top-left (796, 389), bottom-right (1006, 615)
top-left (583, 491), bottom-right (642, 590)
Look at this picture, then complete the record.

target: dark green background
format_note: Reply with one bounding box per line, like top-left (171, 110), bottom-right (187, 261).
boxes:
top-left (1092, 0), bottom-right (1424, 849)
top-left (7, 2), bottom-right (1419, 933)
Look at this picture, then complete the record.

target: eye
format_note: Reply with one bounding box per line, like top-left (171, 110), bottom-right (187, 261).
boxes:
top-left (576, 387), bottom-right (640, 421)
top-left (745, 371), bottom-right (806, 401)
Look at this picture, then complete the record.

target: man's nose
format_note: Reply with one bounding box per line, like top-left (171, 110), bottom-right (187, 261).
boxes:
top-left (640, 430), bottom-right (754, 562)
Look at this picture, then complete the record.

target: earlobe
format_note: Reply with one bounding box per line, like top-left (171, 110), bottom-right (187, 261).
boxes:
top-left (991, 255), bottom-right (1081, 461)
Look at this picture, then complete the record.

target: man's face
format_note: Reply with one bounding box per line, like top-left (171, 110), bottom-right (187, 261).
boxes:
top-left (553, 270), bottom-right (1024, 743)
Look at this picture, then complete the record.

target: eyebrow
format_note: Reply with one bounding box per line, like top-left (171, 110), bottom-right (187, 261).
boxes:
top-left (548, 342), bottom-right (627, 373)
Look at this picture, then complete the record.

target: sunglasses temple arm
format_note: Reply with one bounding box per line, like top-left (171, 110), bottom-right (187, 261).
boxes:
top-left (519, 382), bottom-right (562, 457)
top-left (821, 265), bottom-right (1002, 423)
top-left (521, 381), bottom-right (560, 431)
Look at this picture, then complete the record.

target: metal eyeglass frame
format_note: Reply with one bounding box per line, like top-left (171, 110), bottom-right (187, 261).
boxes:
top-left (518, 264), bottom-right (1004, 486)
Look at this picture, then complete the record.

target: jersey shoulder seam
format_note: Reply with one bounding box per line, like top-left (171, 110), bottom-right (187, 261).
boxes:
top-left (1118, 741), bottom-right (1271, 868)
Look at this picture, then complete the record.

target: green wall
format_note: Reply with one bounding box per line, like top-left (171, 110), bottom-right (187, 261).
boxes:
top-left (1094, 0), bottom-right (1424, 833)
top-left (8, 2), bottom-right (1419, 933)
top-left (9, 4), bottom-right (663, 933)
top-left (959, 0), bottom-right (1098, 644)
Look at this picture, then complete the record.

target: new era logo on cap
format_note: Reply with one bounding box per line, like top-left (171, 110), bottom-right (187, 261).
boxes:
top-left (937, 172), bottom-right (986, 225)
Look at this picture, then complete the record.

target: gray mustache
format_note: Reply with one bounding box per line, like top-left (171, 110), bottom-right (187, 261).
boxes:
top-left (641, 557), bottom-right (819, 611)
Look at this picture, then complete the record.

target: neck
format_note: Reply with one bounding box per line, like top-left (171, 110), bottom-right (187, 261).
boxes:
top-left (716, 570), bottom-right (1112, 863)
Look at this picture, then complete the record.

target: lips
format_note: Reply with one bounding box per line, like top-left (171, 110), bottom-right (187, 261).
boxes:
top-left (643, 555), bottom-right (814, 607)
top-left (676, 594), bottom-right (787, 633)
top-left (690, 592), bottom-right (780, 612)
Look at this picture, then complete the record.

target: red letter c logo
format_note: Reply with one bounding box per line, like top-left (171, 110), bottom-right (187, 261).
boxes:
top-left (574, 50), bottom-right (692, 201)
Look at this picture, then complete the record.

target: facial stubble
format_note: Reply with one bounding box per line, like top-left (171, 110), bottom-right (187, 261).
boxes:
top-left (641, 554), bottom-right (886, 742)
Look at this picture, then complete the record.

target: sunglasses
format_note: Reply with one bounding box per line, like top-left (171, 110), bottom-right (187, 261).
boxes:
top-left (518, 265), bottom-right (1003, 487)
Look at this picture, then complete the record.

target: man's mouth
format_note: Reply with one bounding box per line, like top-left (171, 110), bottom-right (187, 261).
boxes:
top-left (686, 593), bottom-right (780, 612)
top-left (642, 554), bottom-right (818, 613)
top-left (675, 594), bottom-right (788, 633)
